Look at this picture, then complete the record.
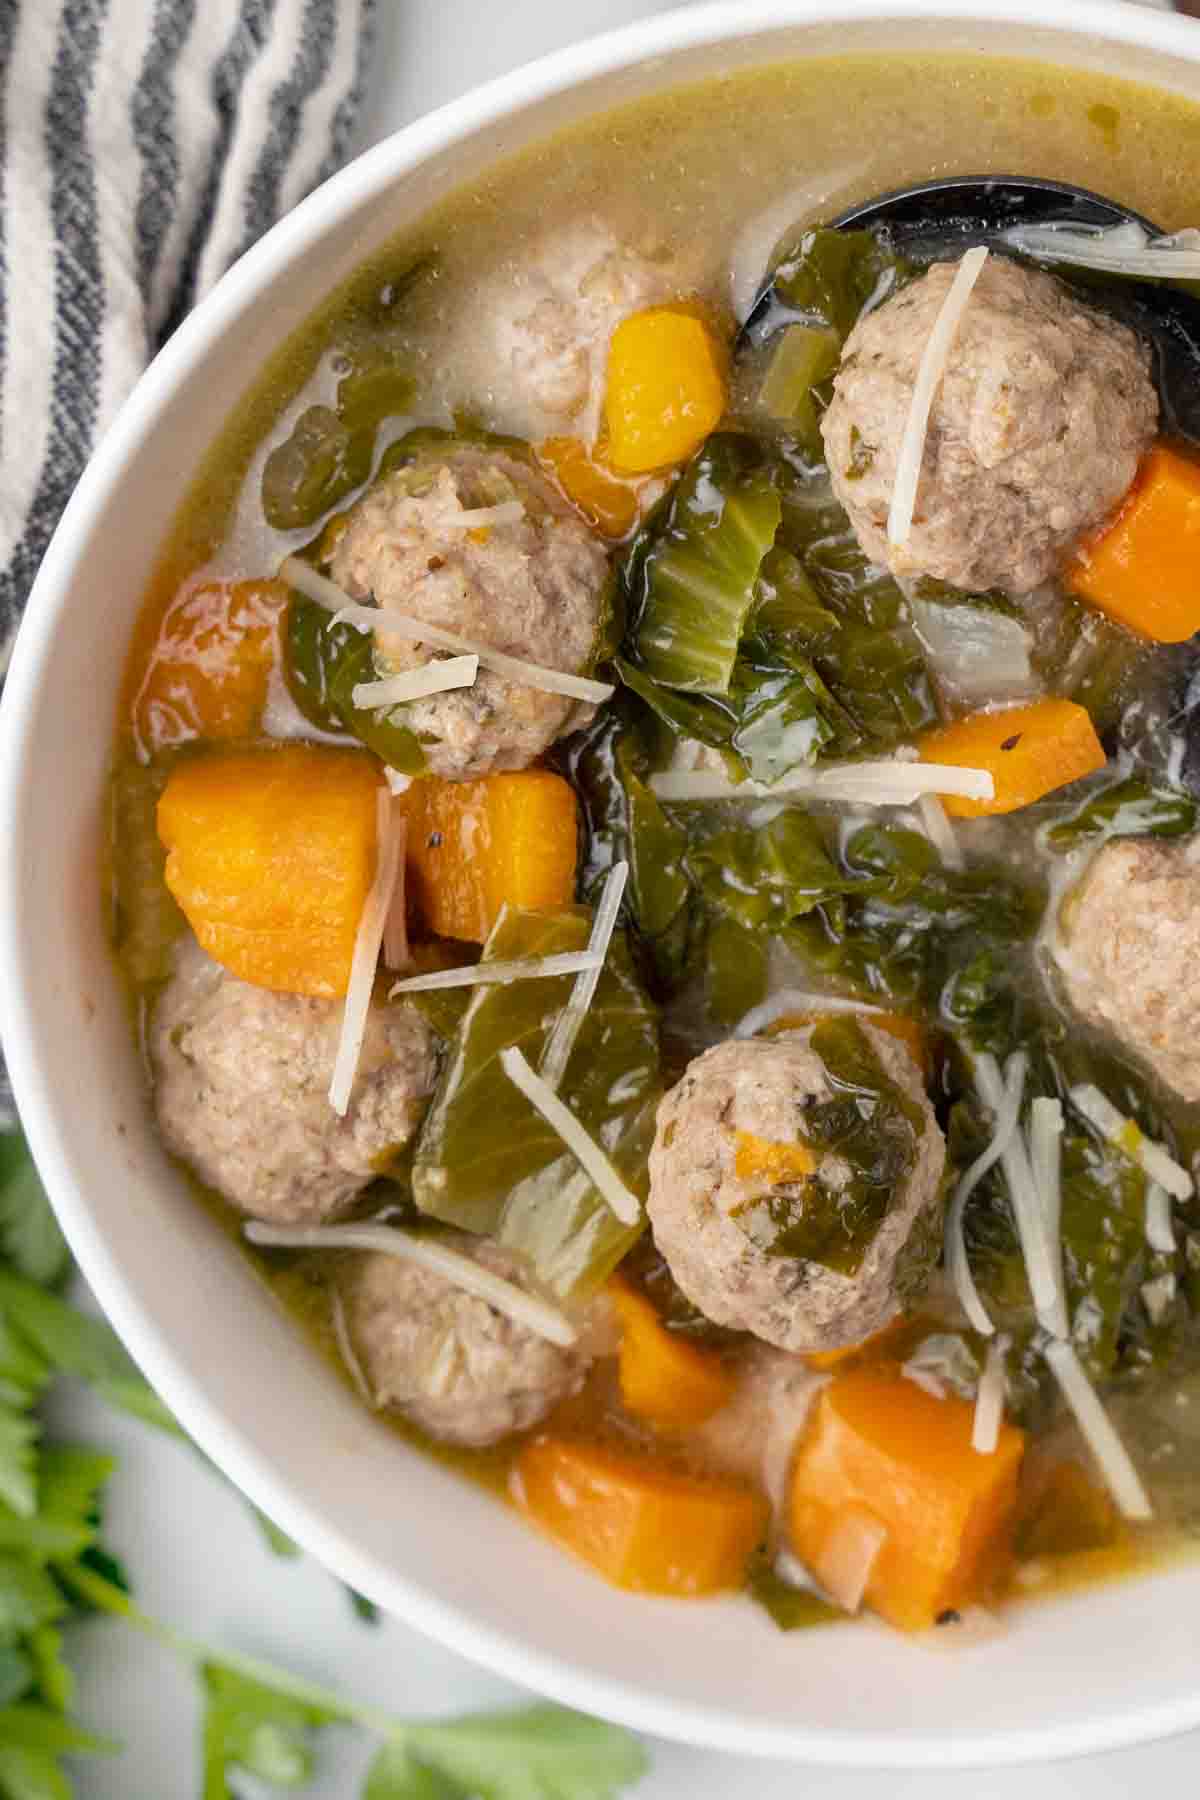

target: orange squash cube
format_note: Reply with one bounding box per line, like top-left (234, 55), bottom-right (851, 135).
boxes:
top-left (788, 1367), bottom-right (1025, 1630)
top-left (609, 1278), bottom-right (735, 1429)
top-left (1070, 444), bottom-right (1200, 642)
top-left (513, 1435), bottom-right (767, 1596)
top-left (919, 698), bottom-right (1105, 819)
top-left (537, 437), bottom-right (643, 539)
top-left (158, 743), bottom-right (380, 997)
top-left (397, 770), bottom-right (578, 944)
top-left (132, 577), bottom-right (287, 758)
top-left (603, 306), bottom-right (726, 474)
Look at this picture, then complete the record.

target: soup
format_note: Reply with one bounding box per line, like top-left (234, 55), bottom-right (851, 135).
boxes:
top-left (108, 51), bottom-right (1200, 1635)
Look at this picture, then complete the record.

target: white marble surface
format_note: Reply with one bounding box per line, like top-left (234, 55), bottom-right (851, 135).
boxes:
top-left (65, 0), bottom-right (1196, 1792)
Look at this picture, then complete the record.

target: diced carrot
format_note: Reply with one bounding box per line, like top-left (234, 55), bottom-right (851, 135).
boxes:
top-left (513, 1435), bottom-right (766, 1596)
top-left (1070, 444), bottom-right (1200, 642)
top-left (733, 1131), bottom-right (817, 1185)
top-left (603, 306), bottom-right (727, 475)
top-left (132, 577), bottom-right (287, 757)
top-left (609, 1277), bottom-right (735, 1429)
top-left (396, 771), bottom-right (578, 944)
top-left (918, 698), bottom-right (1106, 819)
top-left (537, 438), bottom-right (643, 539)
top-left (788, 1368), bottom-right (1025, 1630)
top-left (157, 743), bottom-right (380, 997)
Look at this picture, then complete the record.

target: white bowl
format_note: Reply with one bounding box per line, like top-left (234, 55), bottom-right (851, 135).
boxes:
top-left (4, 0), bottom-right (1200, 1767)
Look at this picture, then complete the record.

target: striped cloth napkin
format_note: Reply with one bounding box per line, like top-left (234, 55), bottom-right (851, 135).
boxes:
top-left (0, 0), bottom-right (375, 675)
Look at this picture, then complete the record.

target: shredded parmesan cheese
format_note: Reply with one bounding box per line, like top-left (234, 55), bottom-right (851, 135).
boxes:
top-left (279, 556), bottom-right (614, 705)
top-left (733, 988), bottom-right (885, 1039)
top-left (390, 950), bottom-right (602, 995)
top-left (945, 1053), bottom-right (1029, 1338)
top-left (352, 654), bottom-right (479, 709)
top-left (649, 760), bottom-right (995, 807)
top-left (887, 246), bottom-right (989, 550)
top-left (916, 792), bottom-right (964, 871)
top-left (438, 500), bottom-right (525, 529)
top-left (1145, 1180), bottom-right (1177, 1256)
top-left (976, 1054), bottom-right (1069, 1340)
top-left (1043, 1338), bottom-right (1153, 1521)
top-left (243, 1220), bottom-right (577, 1347)
top-left (972, 1335), bottom-right (1009, 1455)
top-left (1069, 1083), bottom-right (1194, 1201)
top-left (499, 1046), bottom-right (640, 1226)
top-left (1027, 1095), bottom-right (1067, 1336)
top-left (539, 861), bottom-right (629, 1091)
top-left (328, 788), bottom-right (405, 1117)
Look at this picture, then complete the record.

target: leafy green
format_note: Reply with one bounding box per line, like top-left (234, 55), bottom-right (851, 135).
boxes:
top-left (1045, 774), bottom-right (1197, 849)
top-left (745, 1554), bottom-right (840, 1632)
top-left (731, 1019), bottom-right (924, 1276)
top-left (262, 405), bottom-right (377, 532)
top-left (769, 227), bottom-right (907, 340)
top-left (0, 1142), bottom-right (67, 1292)
top-left (201, 1662), bottom-right (339, 1798)
top-left (413, 908), bottom-right (660, 1294)
top-left (107, 758), bottom-right (185, 988)
top-left (684, 810), bottom-right (854, 932)
top-left (757, 323), bottom-right (840, 456)
top-left (283, 597), bottom-right (428, 774)
top-left (625, 435), bottom-right (781, 693)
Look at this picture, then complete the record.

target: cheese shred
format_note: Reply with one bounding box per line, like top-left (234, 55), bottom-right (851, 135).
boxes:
top-left (499, 1046), bottom-right (640, 1226)
top-left (539, 861), bottom-right (629, 1091)
top-left (389, 950), bottom-right (602, 995)
top-left (1069, 1084), bottom-right (1194, 1201)
top-left (1043, 1338), bottom-right (1153, 1522)
top-left (328, 788), bottom-right (404, 1117)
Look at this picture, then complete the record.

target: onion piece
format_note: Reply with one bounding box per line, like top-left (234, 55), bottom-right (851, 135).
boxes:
top-left (1043, 1338), bottom-right (1153, 1521)
top-left (279, 556), bottom-right (613, 705)
top-left (499, 1046), bottom-right (640, 1226)
top-left (812, 1510), bottom-right (889, 1615)
top-left (972, 1335), bottom-right (1009, 1455)
top-left (539, 861), bottom-right (629, 1091)
top-left (733, 987), bottom-right (885, 1039)
top-left (915, 792), bottom-right (963, 871)
top-left (329, 788), bottom-right (405, 1117)
top-left (1068, 1083), bottom-right (1194, 1201)
top-left (382, 812), bottom-right (410, 973)
top-left (390, 950), bottom-right (602, 994)
top-left (243, 1220), bottom-right (577, 1347)
top-left (945, 1054), bottom-right (1029, 1338)
top-left (649, 760), bottom-right (994, 806)
top-left (1145, 1180), bottom-right (1177, 1256)
top-left (352, 654), bottom-right (478, 709)
top-left (908, 596), bottom-right (1036, 709)
top-left (887, 247), bottom-right (989, 549)
top-left (1001, 220), bottom-right (1200, 279)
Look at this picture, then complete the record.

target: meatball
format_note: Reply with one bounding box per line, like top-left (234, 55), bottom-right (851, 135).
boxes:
top-left (329, 443), bottom-right (610, 780)
top-left (448, 219), bottom-right (680, 441)
top-left (646, 1027), bottom-right (945, 1354)
top-left (820, 255), bottom-right (1157, 595)
top-left (151, 935), bottom-right (438, 1224)
top-left (332, 1236), bottom-right (591, 1447)
top-left (1054, 837), bottom-right (1200, 1101)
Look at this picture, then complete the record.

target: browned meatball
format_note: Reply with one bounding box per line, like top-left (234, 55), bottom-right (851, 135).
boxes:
top-left (152, 936), bottom-right (438, 1225)
top-left (329, 444), bottom-right (609, 780)
top-left (1055, 837), bottom-right (1200, 1101)
top-left (820, 255), bottom-right (1157, 594)
top-left (646, 1026), bottom-right (945, 1354)
top-left (332, 1236), bottom-right (591, 1447)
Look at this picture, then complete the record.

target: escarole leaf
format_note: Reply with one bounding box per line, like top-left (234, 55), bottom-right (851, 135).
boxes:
top-left (412, 909), bottom-right (660, 1295)
top-left (627, 435), bottom-right (780, 693)
top-left (283, 596), bottom-right (428, 774)
top-left (1045, 774), bottom-right (1198, 850)
top-left (769, 227), bottom-right (907, 340)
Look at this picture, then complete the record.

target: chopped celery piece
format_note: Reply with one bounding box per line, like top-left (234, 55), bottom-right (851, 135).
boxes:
top-left (411, 908), bottom-right (660, 1295)
top-left (758, 323), bottom-right (840, 455)
top-left (628, 436), bottom-right (781, 694)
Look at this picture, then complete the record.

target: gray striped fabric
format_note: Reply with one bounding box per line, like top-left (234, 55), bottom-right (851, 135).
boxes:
top-left (0, 0), bottom-right (375, 672)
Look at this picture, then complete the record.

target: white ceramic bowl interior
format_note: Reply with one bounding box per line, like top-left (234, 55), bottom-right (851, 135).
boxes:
top-left (4, 0), bottom-right (1200, 1767)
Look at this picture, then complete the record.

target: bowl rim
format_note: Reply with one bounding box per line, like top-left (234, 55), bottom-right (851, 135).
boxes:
top-left (5, 0), bottom-right (1200, 1767)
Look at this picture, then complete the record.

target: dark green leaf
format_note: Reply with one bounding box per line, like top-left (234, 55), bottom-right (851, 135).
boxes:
top-left (626, 435), bottom-right (781, 693)
top-left (346, 1587), bottom-right (380, 1626)
top-left (283, 598), bottom-right (427, 774)
top-left (413, 910), bottom-right (660, 1295)
top-left (769, 228), bottom-right (908, 339)
top-left (684, 811), bottom-right (850, 932)
top-left (261, 405), bottom-right (375, 533)
top-left (1046, 775), bottom-right (1197, 849)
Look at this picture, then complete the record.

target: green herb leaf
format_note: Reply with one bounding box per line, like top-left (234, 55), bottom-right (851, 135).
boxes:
top-left (401, 1703), bottom-right (650, 1800)
top-left (365, 1742), bottom-right (470, 1799)
top-left (0, 1558), bottom-right (65, 1642)
top-left (0, 1143), bottom-right (68, 1292)
top-left (201, 1662), bottom-right (339, 1798)
top-left (1046, 775), bottom-right (1198, 849)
